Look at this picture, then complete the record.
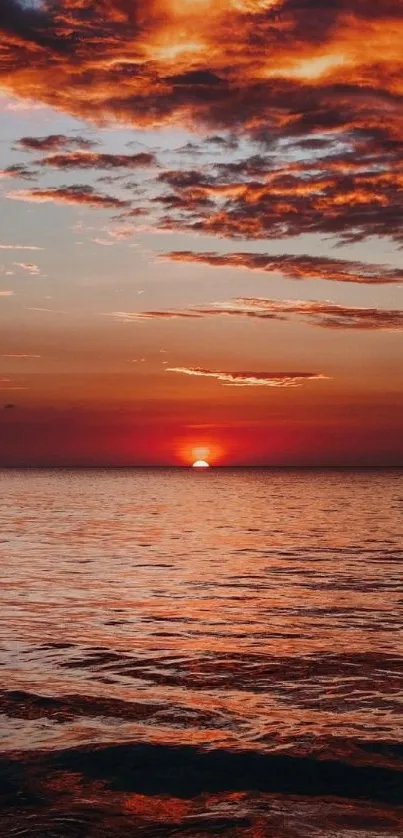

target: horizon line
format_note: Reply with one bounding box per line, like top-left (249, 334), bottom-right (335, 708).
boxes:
top-left (0, 464), bottom-right (402, 471)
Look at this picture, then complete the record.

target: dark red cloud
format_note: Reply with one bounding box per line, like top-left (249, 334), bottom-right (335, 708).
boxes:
top-left (15, 134), bottom-right (97, 152)
top-left (155, 156), bottom-right (403, 243)
top-left (37, 151), bottom-right (158, 170)
top-left (163, 251), bottom-right (403, 285)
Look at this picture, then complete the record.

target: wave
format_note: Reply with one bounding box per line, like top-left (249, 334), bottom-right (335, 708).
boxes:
top-left (1, 741), bottom-right (402, 806)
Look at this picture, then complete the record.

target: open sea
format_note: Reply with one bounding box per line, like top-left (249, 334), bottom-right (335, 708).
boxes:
top-left (0, 468), bottom-right (402, 837)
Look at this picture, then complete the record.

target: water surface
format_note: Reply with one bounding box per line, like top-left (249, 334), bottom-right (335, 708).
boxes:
top-left (1, 469), bottom-right (402, 836)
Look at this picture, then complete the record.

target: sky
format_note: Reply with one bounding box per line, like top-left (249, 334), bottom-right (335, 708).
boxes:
top-left (0, 0), bottom-right (402, 466)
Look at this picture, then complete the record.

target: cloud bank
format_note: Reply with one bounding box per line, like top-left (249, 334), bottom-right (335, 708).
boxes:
top-left (1, 0), bottom-right (403, 241)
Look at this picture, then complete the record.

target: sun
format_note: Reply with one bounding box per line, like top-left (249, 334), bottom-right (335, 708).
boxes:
top-left (175, 441), bottom-right (223, 468)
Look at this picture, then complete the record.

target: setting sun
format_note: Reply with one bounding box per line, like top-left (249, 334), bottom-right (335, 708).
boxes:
top-left (174, 439), bottom-right (225, 467)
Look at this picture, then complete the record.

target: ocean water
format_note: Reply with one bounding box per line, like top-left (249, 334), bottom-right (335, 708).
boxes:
top-left (0, 468), bottom-right (402, 837)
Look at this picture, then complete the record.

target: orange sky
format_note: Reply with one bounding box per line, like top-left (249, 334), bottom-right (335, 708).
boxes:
top-left (0, 0), bottom-right (402, 465)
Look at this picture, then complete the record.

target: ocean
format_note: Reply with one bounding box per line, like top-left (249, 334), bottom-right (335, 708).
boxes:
top-left (0, 468), bottom-right (402, 836)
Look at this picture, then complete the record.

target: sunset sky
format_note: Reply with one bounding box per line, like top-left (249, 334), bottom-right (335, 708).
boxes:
top-left (0, 0), bottom-right (402, 466)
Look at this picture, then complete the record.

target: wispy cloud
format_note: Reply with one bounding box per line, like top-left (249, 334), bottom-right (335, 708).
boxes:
top-left (13, 261), bottom-right (41, 275)
top-left (106, 310), bottom-right (201, 323)
top-left (0, 243), bottom-right (43, 251)
top-left (112, 299), bottom-right (403, 331)
top-left (27, 307), bottom-right (66, 314)
top-left (90, 237), bottom-right (116, 247)
top-left (167, 367), bottom-right (329, 388)
top-left (9, 186), bottom-right (129, 210)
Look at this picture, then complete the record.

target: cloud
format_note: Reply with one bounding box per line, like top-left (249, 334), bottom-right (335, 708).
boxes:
top-left (106, 224), bottom-right (137, 240)
top-left (0, 163), bottom-right (37, 180)
top-left (27, 307), bottom-right (66, 314)
top-left (15, 134), bottom-right (97, 152)
top-left (217, 298), bottom-right (403, 331)
top-left (167, 366), bottom-right (329, 387)
top-left (1, 1), bottom-right (403, 243)
top-left (155, 156), bottom-right (403, 243)
top-left (91, 237), bottom-right (116, 246)
top-left (107, 310), bottom-right (201, 322)
top-left (1, 354), bottom-right (41, 358)
top-left (163, 251), bottom-right (403, 285)
top-left (205, 135), bottom-right (239, 151)
top-left (9, 185), bottom-right (130, 210)
top-left (13, 261), bottom-right (41, 275)
top-left (36, 151), bottom-right (158, 171)
top-left (0, 290), bottom-right (14, 297)
top-left (116, 298), bottom-right (403, 331)
top-left (0, 243), bottom-right (43, 251)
